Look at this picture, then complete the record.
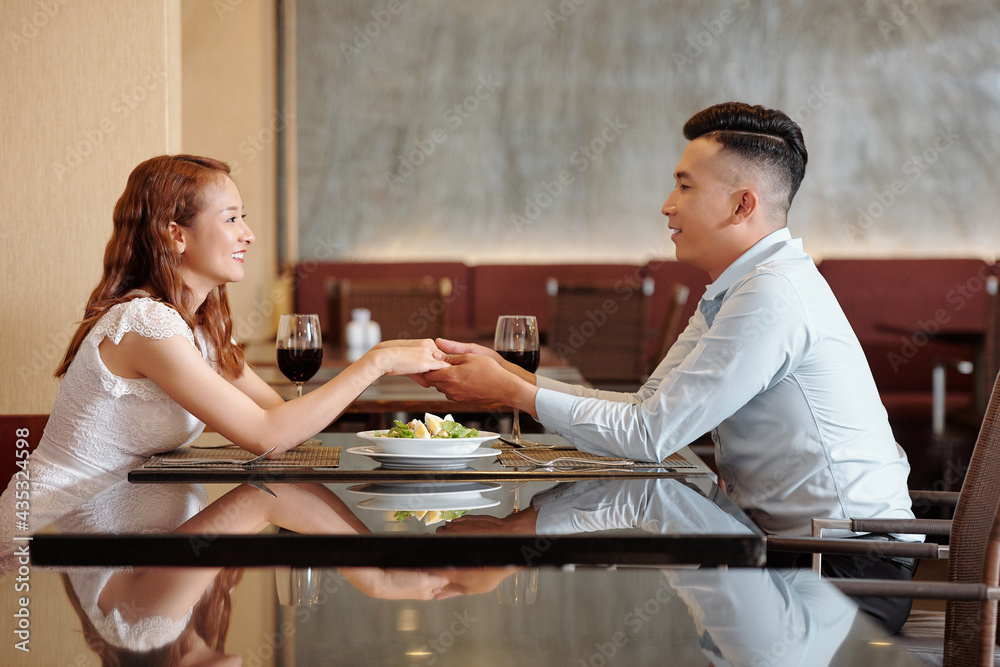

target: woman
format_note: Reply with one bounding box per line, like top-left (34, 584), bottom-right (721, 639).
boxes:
top-left (1, 154), bottom-right (449, 568)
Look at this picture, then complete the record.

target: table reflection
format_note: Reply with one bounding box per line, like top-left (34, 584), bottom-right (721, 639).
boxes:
top-left (26, 477), bottom-right (921, 665)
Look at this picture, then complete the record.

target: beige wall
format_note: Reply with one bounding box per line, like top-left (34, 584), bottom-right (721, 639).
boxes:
top-left (182, 0), bottom-right (289, 349)
top-left (0, 1), bottom-right (182, 661)
top-left (1, 0), bottom-right (288, 415)
top-left (1, 0), bottom-right (182, 414)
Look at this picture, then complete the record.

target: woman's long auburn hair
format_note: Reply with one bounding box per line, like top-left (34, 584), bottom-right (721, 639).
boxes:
top-left (61, 568), bottom-right (244, 666)
top-left (55, 155), bottom-right (245, 380)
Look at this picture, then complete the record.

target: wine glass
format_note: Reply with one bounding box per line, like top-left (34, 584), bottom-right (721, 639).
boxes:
top-left (494, 315), bottom-right (540, 445)
top-left (277, 314), bottom-right (323, 398)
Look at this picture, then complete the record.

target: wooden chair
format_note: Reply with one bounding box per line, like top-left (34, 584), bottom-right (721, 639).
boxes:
top-left (767, 370), bottom-right (1000, 665)
top-left (546, 277), bottom-right (653, 389)
top-left (326, 277), bottom-right (452, 349)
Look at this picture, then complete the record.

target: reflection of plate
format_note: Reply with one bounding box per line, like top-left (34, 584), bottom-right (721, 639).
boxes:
top-left (347, 482), bottom-right (501, 499)
top-left (356, 430), bottom-right (500, 456)
top-left (346, 446), bottom-right (499, 470)
top-left (356, 494), bottom-right (500, 513)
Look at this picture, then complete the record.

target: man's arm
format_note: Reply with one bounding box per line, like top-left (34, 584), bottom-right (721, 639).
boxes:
top-left (536, 272), bottom-right (810, 461)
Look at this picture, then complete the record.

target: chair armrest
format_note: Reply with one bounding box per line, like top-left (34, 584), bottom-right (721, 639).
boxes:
top-left (831, 578), bottom-right (1000, 601)
top-left (908, 489), bottom-right (960, 508)
top-left (849, 517), bottom-right (952, 535)
top-left (811, 517), bottom-right (952, 537)
top-left (766, 536), bottom-right (945, 560)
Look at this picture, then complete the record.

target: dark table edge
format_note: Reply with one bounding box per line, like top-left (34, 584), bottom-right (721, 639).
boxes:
top-left (30, 534), bottom-right (765, 568)
top-left (127, 468), bottom-right (707, 483)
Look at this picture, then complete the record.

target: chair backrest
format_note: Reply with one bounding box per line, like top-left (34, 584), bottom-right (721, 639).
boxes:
top-left (326, 277), bottom-right (452, 348)
top-left (944, 370), bottom-right (1000, 664)
top-left (547, 278), bottom-right (653, 388)
top-left (651, 283), bottom-right (690, 372)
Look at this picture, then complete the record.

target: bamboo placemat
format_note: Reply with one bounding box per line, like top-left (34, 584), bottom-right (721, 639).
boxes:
top-left (497, 448), bottom-right (696, 469)
top-left (146, 445), bottom-right (340, 468)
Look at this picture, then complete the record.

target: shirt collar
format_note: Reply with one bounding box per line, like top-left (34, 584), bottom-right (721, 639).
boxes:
top-left (702, 228), bottom-right (799, 301)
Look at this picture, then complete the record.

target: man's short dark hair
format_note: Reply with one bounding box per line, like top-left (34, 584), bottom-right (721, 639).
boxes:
top-left (683, 102), bottom-right (808, 213)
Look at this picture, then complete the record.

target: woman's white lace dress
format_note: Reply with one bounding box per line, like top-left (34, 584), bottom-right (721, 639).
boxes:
top-left (1, 296), bottom-right (218, 649)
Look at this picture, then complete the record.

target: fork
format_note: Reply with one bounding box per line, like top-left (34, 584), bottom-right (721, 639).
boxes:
top-left (509, 449), bottom-right (634, 468)
top-left (157, 446), bottom-right (278, 467)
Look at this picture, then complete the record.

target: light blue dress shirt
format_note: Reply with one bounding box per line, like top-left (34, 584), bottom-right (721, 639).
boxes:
top-left (535, 228), bottom-right (916, 538)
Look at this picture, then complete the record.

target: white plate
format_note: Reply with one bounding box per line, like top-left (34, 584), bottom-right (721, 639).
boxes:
top-left (356, 493), bottom-right (500, 513)
top-left (346, 446), bottom-right (499, 470)
top-left (346, 482), bottom-right (501, 498)
top-left (356, 430), bottom-right (500, 456)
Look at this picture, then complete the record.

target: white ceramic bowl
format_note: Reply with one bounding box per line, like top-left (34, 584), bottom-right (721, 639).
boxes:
top-left (355, 430), bottom-right (500, 456)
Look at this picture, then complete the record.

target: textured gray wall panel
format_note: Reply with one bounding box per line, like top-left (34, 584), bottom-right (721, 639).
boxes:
top-left (297, 0), bottom-right (1000, 263)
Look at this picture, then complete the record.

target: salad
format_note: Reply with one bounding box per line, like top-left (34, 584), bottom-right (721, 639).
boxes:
top-left (375, 413), bottom-right (480, 439)
top-left (393, 510), bottom-right (469, 526)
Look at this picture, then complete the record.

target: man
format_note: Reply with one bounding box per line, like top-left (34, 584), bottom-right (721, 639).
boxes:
top-left (424, 102), bottom-right (917, 632)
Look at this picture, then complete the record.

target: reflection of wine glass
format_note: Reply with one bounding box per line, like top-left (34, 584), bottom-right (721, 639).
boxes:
top-left (277, 314), bottom-right (323, 398)
top-left (494, 316), bottom-right (540, 445)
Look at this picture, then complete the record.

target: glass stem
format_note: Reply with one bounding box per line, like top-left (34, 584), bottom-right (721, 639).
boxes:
top-left (296, 383), bottom-right (304, 398)
top-left (511, 407), bottom-right (521, 443)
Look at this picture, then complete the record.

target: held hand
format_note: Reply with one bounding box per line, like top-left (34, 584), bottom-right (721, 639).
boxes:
top-left (435, 338), bottom-right (502, 361)
top-left (340, 567), bottom-right (449, 601)
top-left (434, 507), bottom-right (538, 535)
top-left (436, 338), bottom-right (535, 382)
top-left (422, 354), bottom-right (510, 404)
top-left (363, 339), bottom-right (450, 377)
top-left (425, 567), bottom-right (519, 600)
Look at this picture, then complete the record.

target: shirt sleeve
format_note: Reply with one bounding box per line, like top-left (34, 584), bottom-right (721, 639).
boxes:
top-left (535, 270), bottom-right (811, 462)
top-left (533, 479), bottom-right (756, 536)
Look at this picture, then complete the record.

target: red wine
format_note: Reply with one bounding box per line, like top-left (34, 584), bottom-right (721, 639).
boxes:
top-left (277, 347), bottom-right (322, 383)
top-left (498, 349), bottom-right (540, 373)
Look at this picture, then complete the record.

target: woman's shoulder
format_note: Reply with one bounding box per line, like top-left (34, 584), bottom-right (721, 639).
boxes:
top-left (91, 295), bottom-right (195, 346)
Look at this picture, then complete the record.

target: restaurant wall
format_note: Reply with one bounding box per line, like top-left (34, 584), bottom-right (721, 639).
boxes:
top-left (181, 0), bottom-right (288, 348)
top-left (1, 0), bottom-right (182, 415)
top-left (295, 0), bottom-right (1000, 265)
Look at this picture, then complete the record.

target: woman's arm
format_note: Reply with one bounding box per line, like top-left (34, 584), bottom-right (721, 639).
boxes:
top-left (97, 483), bottom-right (447, 619)
top-left (103, 333), bottom-right (448, 454)
top-left (229, 362), bottom-right (286, 409)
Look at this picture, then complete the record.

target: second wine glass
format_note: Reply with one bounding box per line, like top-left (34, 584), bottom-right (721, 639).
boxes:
top-left (494, 315), bottom-right (540, 445)
top-left (276, 314), bottom-right (323, 398)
